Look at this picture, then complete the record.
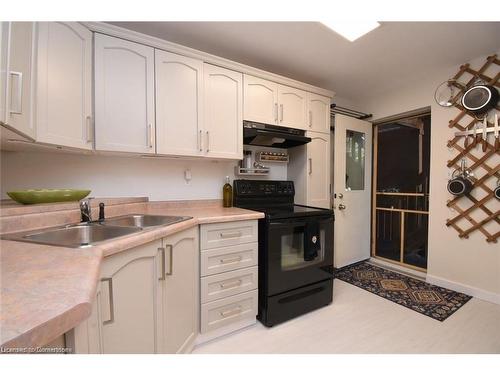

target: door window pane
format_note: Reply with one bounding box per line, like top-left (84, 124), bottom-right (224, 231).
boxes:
top-left (346, 130), bottom-right (365, 190)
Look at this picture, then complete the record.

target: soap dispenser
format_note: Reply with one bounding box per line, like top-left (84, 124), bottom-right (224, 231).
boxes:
top-left (223, 176), bottom-right (233, 208)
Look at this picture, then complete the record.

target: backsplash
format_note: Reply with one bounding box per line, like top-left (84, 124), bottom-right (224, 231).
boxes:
top-left (0, 149), bottom-right (288, 201)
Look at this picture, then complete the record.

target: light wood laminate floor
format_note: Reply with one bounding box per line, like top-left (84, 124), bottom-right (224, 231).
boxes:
top-left (193, 279), bottom-right (500, 354)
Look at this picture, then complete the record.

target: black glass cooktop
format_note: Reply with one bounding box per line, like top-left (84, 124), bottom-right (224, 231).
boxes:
top-left (249, 204), bottom-right (333, 220)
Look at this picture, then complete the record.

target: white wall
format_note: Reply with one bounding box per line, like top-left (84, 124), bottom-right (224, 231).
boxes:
top-left (0, 146), bottom-right (288, 201)
top-left (360, 52), bottom-right (500, 303)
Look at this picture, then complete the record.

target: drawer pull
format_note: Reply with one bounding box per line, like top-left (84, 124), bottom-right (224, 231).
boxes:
top-left (219, 256), bottom-right (242, 264)
top-left (220, 306), bottom-right (242, 318)
top-left (219, 279), bottom-right (243, 290)
top-left (219, 231), bottom-right (242, 239)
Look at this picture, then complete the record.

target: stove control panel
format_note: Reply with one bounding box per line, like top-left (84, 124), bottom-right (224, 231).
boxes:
top-left (234, 180), bottom-right (294, 197)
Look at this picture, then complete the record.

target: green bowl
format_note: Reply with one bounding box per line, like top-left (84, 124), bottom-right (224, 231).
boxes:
top-left (6, 189), bottom-right (91, 205)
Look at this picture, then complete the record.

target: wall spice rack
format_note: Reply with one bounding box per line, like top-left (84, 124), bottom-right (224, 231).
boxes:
top-left (445, 54), bottom-right (500, 243)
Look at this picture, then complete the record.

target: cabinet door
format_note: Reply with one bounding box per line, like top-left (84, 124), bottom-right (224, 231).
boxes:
top-left (0, 22), bottom-right (7, 124)
top-left (98, 240), bottom-right (162, 353)
top-left (307, 92), bottom-right (331, 133)
top-left (95, 33), bottom-right (155, 153)
top-left (36, 22), bottom-right (92, 149)
top-left (307, 131), bottom-right (331, 208)
top-left (155, 50), bottom-right (203, 156)
top-left (278, 84), bottom-right (307, 129)
top-left (158, 227), bottom-right (198, 354)
top-left (3, 22), bottom-right (36, 139)
top-left (204, 64), bottom-right (243, 159)
top-left (243, 74), bottom-right (277, 125)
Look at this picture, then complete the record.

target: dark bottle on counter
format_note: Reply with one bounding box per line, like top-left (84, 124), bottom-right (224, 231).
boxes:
top-left (223, 176), bottom-right (233, 207)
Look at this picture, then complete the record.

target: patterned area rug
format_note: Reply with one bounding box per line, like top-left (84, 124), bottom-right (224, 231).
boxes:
top-left (336, 262), bottom-right (472, 321)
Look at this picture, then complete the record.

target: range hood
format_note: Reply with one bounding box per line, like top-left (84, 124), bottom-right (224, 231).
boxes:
top-left (243, 121), bottom-right (311, 149)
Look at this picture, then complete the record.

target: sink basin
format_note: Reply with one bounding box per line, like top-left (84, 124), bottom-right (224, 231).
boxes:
top-left (102, 214), bottom-right (192, 228)
top-left (2, 223), bottom-right (142, 248)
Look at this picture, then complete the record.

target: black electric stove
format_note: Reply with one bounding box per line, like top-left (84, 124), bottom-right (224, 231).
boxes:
top-left (233, 180), bottom-right (334, 327)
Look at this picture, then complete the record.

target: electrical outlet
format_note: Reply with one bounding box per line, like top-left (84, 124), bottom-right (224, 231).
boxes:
top-left (184, 169), bottom-right (192, 184)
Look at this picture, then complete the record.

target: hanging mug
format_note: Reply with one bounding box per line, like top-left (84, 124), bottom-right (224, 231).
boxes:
top-left (494, 178), bottom-right (500, 200)
top-left (447, 159), bottom-right (473, 196)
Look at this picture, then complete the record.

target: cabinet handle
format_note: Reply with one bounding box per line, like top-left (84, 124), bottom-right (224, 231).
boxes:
top-left (219, 255), bottom-right (242, 264)
top-left (309, 158), bottom-right (313, 175)
top-left (158, 247), bottom-right (166, 280)
top-left (9, 71), bottom-right (23, 114)
top-left (147, 124), bottom-right (153, 148)
top-left (166, 245), bottom-right (173, 276)
top-left (279, 104), bottom-right (284, 122)
top-left (101, 278), bottom-right (114, 325)
top-left (309, 110), bottom-right (313, 127)
top-left (199, 129), bottom-right (203, 151)
top-left (220, 306), bottom-right (242, 318)
top-left (86, 116), bottom-right (93, 143)
top-left (274, 103), bottom-right (278, 123)
top-left (219, 231), bottom-right (242, 239)
top-left (206, 131), bottom-right (210, 152)
top-left (219, 279), bottom-right (243, 290)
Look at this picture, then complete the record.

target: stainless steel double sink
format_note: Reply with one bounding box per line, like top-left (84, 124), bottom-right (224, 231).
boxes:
top-left (2, 214), bottom-right (192, 248)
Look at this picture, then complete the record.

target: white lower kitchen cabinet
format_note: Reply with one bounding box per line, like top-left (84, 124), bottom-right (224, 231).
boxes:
top-left (35, 22), bottom-right (93, 149)
top-left (197, 220), bottom-right (258, 344)
top-left (67, 227), bottom-right (199, 354)
top-left (288, 131), bottom-right (331, 209)
top-left (157, 227), bottom-right (199, 354)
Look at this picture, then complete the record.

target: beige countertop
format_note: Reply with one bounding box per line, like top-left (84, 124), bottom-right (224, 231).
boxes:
top-left (0, 199), bottom-right (264, 349)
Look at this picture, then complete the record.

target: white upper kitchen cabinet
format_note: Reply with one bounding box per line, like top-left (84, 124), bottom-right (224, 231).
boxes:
top-left (306, 131), bottom-right (331, 208)
top-left (36, 22), bottom-right (93, 149)
top-left (95, 33), bottom-right (155, 153)
top-left (1, 22), bottom-right (36, 139)
top-left (204, 64), bottom-right (243, 159)
top-left (155, 50), bottom-right (203, 156)
top-left (243, 74), bottom-right (278, 125)
top-left (0, 23), bottom-right (7, 125)
top-left (307, 92), bottom-right (331, 133)
top-left (277, 84), bottom-right (307, 129)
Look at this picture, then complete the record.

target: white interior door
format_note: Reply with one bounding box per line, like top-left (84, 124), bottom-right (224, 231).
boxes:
top-left (333, 114), bottom-right (372, 268)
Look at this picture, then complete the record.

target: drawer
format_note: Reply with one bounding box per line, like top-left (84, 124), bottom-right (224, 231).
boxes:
top-left (200, 220), bottom-right (258, 250)
top-left (201, 266), bottom-right (258, 303)
top-left (200, 242), bottom-right (258, 276)
top-left (201, 290), bottom-right (258, 333)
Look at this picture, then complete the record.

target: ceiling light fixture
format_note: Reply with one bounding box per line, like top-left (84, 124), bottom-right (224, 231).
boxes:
top-left (321, 21), bottom-right (380, 42)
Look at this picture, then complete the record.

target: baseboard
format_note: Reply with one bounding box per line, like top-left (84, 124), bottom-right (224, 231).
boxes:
top-left (369, 257), bottom-right (427, 280)
top-left (194, 319), bottom-right (257, 346)
top-left (426, 274), bottom-right (500, 305)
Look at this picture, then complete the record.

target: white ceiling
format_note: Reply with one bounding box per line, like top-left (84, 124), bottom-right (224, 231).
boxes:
top-left (109, 22), bottom-right (500, 103)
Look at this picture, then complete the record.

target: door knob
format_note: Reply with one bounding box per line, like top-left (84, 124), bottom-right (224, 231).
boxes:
top-left (338, 193), bottom-right (344, 199)
top-left (338, 203), bottom-right (346, 210)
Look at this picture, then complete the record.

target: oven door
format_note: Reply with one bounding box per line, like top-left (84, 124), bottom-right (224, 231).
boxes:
top-left (266, 215), bottom-right (334, 296)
